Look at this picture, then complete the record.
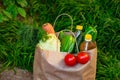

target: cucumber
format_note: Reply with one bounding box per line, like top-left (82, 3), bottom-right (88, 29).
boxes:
top-left (59, 31), bottom-right (75, 53)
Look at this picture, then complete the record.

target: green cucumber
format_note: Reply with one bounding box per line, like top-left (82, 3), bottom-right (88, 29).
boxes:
top-left (59, 31), bottom-right (75, 53)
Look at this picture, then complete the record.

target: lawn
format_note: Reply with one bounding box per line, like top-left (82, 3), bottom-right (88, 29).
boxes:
top-left (0, 0), bottom-right (120, 80)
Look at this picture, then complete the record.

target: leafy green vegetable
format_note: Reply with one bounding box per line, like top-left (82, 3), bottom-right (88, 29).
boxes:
top-left (0, 1), bottom-right (120, 79)
top-left (37, 34), bottom-right (60, 52)
top-left (84, 26), bottom-right (97, 41)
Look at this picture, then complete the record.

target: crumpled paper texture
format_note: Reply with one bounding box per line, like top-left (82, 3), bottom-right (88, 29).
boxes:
top-left (33, 47), bottom-right (97, 80)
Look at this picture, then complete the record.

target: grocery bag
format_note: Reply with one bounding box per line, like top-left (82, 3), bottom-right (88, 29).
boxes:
top-left (33, 13), bottom-right (97, 80)
top-left (33, 47), bottom-right (97, 80)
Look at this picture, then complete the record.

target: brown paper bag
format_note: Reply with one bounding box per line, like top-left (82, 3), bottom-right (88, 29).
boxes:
top-left (33, 47), bottom-right (97, 80)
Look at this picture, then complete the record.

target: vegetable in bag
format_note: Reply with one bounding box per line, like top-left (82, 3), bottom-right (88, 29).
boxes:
top-left (37, 23), bottom-right (60, 52)
top-left (84, 26), bottom-right (97, 41)
top-left (59, 31), bottom-right (75, 53)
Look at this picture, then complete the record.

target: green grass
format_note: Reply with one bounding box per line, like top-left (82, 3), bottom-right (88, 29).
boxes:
top-left (0, 0), bottom-right (120, 79)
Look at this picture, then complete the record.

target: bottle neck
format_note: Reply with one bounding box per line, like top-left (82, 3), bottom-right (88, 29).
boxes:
top-left (76, 30), bottom-right (82, 38)
top-left (84, 41), bottom-right (89, 51)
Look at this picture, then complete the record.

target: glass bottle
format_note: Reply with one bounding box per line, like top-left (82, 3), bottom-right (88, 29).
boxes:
top-left (75, 25), bottom-right (83, 51)
top-left (80, 34), bottom-right (96, 51)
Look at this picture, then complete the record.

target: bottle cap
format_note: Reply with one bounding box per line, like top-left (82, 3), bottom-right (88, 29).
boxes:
top-left (76, 25), bottom-right (83, 30)
top-left (85, 34), bottom-right (92, 41)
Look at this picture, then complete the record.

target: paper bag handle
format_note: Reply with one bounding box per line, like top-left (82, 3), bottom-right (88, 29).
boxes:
top-left (53, 13), bottom-right (73, 31)
top-left (53, 13), bottom-right (79, 53)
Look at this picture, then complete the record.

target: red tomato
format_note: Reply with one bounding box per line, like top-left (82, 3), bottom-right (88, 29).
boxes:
top-left (77, 52), bottom-right (90, 64)
top-left (64, 54), bottom-right (77, 66)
